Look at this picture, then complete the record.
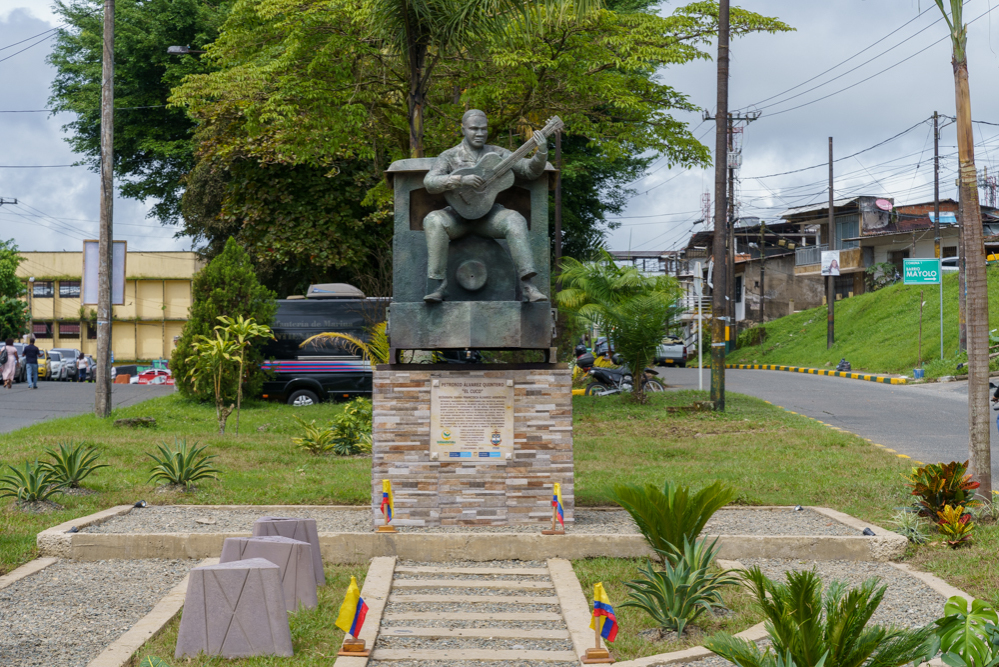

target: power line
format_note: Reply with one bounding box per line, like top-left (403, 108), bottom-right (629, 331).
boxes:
top-left (0, 26), bottom-right (61, 52)
top-left (0, 31), bottom-right (58, 65)
top-left (0, 165), bottom-right (77, 168)
top-left (0, 105), bottom-right (170, 113)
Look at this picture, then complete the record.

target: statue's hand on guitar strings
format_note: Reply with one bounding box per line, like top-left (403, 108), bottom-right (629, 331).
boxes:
top-left (460, 174), bottom-right (485, 189)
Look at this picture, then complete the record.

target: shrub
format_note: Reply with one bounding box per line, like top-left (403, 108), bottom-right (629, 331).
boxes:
top-left (610, 480), bottom-right (736, 557)
top-left (905, 460), bottom-right (980, 518)
top-left (971, 490), bottom-right (999, 523)
top-left (0, 460), bottom-right (68, 502)
top-left (937, 505), bottom-right (974, 548)
top-left (621, 537), bottom-right (739, 635)
top-left (888, 509), bottom-right (929, 544)
top-left (933, 596), bottom-right (999, 667)
top-left (293, 418), bottom-right (336, 455)
top-left (329, 398), bottom-right (373, 456)
top-left (41, 442), bottom-right (109, 488)
top-left (705, 567), bottom-right (935, 667)
top-left (147, 439), bottom-right (221, 490)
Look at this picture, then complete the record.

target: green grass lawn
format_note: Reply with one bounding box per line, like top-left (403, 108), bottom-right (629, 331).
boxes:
top-left (728, 266), bottom-right (999, 378)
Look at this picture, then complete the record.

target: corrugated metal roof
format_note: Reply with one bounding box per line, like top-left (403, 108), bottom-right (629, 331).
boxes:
top-left (779, 197), bottom-right (862, 218)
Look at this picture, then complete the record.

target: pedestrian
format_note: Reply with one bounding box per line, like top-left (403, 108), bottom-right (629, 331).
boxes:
top-left (23, 336), bottom-right (40, 389)
top-left (1, 338), bottom-right (18, 389)
top-left (76, 354), bottom-right (88, 382)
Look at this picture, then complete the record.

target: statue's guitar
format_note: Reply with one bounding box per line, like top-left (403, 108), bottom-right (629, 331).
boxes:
top-left (445, 116), bottom-right (564, 220)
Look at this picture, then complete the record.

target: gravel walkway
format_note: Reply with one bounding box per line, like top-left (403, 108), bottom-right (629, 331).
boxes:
top-left (0, 558), bottom-right (192, 667)
top-left (80, 506), bottom-right (867, 536)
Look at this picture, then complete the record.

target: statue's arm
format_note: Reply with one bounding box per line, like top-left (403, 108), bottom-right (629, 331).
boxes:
top-left (511, 137), bottom-right (548, 180)
top-left (424, 154), bottom-right (462, 194)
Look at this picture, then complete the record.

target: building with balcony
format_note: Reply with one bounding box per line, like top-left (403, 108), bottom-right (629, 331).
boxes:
top-left (17, 251), bottom-right (203, 361)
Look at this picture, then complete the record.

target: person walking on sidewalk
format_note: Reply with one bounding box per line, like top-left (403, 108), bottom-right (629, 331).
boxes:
top-left (76, 354), bottom-right (88, 382)
top-left (1, 338), bottom-right (18, 389)
top-left (23, 336), bottom-right (39, 389)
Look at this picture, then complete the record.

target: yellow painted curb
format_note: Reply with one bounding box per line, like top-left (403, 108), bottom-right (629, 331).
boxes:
top-left (571, 388), bottom-right (584, 396)
top-left (724, 363), bottom-right (906, 385)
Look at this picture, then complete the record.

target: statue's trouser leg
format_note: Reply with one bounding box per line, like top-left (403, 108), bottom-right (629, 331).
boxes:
top-left (485, 208), bottom-right (537, 280)
top-left (424, 211), bottom-right (455, 281)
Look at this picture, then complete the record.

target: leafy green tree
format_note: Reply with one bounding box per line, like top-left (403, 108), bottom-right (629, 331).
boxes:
top-left (48, 0), bottom-right (229, 224)
top-left (0, 240), bottom-right (28, 341)
top-left (557, 251), bottom-right (682, 400)
top-left (171, 238), bottom-right (277, 401)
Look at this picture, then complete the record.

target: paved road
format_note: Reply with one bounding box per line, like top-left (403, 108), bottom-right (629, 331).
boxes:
top-left (660, 365), bottom-right (999, 476)
top-left (0, 382), bottom-right (174, 433)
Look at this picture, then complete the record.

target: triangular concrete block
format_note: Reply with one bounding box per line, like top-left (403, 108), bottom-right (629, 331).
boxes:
top-left (176, 558), bottom-right (293, 659)
top-left (252, 516), bottom-right (325, 586)
top-left (220, 536), bottom-right (318, 611)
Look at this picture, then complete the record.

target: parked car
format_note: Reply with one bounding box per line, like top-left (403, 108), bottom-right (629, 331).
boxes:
top-left (46, 350), bottom-right (68, 381)
top-left (941, 256), bottom-right (959, 273)
top-left (655, 336), bottom-right (688, 367)
top-left (38, 349), bottom-right (48, 380)
top-left (260, 284), bottom-right (375, 406)
top-left (50, 348), bottom-right (83, 381)
top-left (11, 343), bottom-right (26, 382)
top-left (133, 368), bottom-right (173, 385)
top-left (84, 355), bottom-right (96, 382)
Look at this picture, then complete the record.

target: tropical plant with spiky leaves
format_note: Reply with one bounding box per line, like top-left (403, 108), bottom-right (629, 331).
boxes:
top-left (621, 537), bottom-right (740, 635)
top-left (704, 567), bottom-right (936, 667)
top-left (937, 505), bottom-right (974, 548)
top-left (301, 321), bottom-right (388, 365)
top-left (147, 439), bottom-right (221, 490)
top-left (215, 315), bottom-right (274, 436)
top-left (0, 461), bottom-right (68, 502)
top-left (610, 479), bottom-right (735, 558)
top-left (41, 442), bottom-right (109, 488)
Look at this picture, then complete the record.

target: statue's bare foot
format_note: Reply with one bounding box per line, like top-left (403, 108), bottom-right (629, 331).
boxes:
top-left (424, 278), bottom-right (447, 303)
top-left (522, 282), bottom-right (548, 302)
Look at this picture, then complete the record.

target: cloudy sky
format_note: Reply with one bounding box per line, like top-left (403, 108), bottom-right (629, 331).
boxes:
top-left (1, 0), bottom-right (998, 254)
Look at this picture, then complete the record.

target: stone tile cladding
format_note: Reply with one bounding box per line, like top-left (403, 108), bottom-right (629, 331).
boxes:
top-left (371, 366), bottom-right (574, 527)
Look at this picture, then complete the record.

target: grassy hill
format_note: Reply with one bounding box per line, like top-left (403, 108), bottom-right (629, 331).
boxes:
top-left (728, 267), bottom-right (999, 378)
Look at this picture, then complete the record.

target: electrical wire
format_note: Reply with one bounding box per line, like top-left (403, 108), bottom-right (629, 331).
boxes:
top-left (0, 26), bottom-right (62, 52)
top-left (0, 31), bottom-right (58, 65)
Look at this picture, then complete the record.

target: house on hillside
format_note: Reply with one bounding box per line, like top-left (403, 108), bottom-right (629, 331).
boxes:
top-left (608, 250), bottom-right (683, 276)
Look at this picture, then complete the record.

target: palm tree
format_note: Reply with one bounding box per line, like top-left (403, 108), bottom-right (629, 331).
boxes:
top-left (705, 567), bottom-right (935, 667)
top-left (557, 251), bottom-right (682, 401)
top-left (300, 321), bottom-right (389, 365)
top-left (933, 0), bottom-right (991, 496)
top-left (367, 0), bottom-right (599, 157)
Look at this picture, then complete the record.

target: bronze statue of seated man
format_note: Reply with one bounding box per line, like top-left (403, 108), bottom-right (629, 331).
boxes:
top-left (422, 109), bottom-right (549, 303)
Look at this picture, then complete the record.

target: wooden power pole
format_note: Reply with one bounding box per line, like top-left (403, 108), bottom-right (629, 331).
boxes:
top-left (710, 0), bottom-right (729, 411)
top-left (95, 0), bottom-right (114, 417)
top-left (827, 137), bottom-right (835, 349)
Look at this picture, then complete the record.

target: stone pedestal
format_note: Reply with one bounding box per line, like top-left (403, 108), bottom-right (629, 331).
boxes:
top-left (252, 517), bottom-right (325, 586)
top-left (175, 558), bottom-right (293, 659)
top-left (372, 363), bottom-right (573, 527)
top-left (220, 536), bottom-right (318, 611)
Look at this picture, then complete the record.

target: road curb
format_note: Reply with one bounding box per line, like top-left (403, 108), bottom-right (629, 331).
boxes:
top-left (726, 363), bottom-right (907, 385)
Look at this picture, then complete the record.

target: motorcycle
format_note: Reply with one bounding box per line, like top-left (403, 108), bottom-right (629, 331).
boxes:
top-left (585, 358), bottom-right (665, 396)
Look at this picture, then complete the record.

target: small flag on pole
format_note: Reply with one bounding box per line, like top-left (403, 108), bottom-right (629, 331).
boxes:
top-left (335, 576), bottom-right (368, 638)
top-left (590, 582), bottom-right (618, 642)
top-left (552, 483), bottom-right (565, 528)
top-left (380, 479), bottom-right (394, 524)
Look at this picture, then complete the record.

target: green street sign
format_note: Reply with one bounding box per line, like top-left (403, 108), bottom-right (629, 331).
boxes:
top-left (903, 258), bottom-right (941, 285)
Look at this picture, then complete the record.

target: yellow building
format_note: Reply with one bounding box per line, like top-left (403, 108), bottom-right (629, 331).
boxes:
top-left (17, 251), bottom-right (203, 361)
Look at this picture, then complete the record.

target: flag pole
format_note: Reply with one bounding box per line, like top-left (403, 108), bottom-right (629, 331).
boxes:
top-left (542, 481), bottom-right (565, 535)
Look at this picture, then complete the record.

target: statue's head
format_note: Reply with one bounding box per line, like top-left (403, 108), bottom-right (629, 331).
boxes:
top-left (461, 109), bottom-right (489, 149)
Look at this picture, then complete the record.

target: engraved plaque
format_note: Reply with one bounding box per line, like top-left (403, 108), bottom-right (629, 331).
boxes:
top-left (430, 377), bottom-right (514, 461)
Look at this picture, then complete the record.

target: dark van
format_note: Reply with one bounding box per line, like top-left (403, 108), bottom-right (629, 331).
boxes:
top-left (260, 283), bottom-right (383, 406)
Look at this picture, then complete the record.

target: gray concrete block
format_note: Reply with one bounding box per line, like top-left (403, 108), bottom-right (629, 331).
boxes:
top-left (252, 516), bottom-right (325, 585)
top-left (220, 536), bottom-right (318, 611)
top-left (175, 558), bottom-right (293, 659)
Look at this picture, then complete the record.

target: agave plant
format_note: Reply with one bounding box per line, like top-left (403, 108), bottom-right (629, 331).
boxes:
top-left (147, 439), bottom-right (220, 490)
top-left (41, 441), bottom-right (109, 488)
top-left (704, 567), bottom-right (935, 667)
top-left (0, 460), bottom-right (68, 502)
top-left (621, 537), bottom-right (740, 635)
top-left (610, 479), bottom-right (736, 556)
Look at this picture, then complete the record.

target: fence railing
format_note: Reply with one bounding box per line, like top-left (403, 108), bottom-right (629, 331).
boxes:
top-left (795, 244), bottom-right (826, 266)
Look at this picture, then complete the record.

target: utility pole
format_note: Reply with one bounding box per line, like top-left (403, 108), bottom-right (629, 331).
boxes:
top-left (758, 223), bottom-right (766, 322)
top-left (710, 0), bottom-right (729, 411)
top-left (95, 0), bottom-right (114, 417)
top-left (827, 137), bottom-right (835, 349)
top-left (935, 111), bottom-right (943, 360)
top-left (727, 114), bottom-right (735, 344)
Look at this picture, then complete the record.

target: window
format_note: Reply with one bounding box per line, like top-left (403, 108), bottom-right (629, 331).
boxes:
top-left (835, 214), bottom-right (860, 249)
top-left (888, 250), bottom-right (910, 277)
top-left (735, 275), bottom-right (743, 304)
top-left (58, 322), bottom-right (80, 338)
top-left (59, 281), bottom-right (80, 298)
top-left (87, 323), bottom-right (96, 340)
top-left (32, 281), bottom-right (53, 298)
top-left (33, 323), bottom-right (52, 339)
top-left (943, 246), bottom-right (958, 258)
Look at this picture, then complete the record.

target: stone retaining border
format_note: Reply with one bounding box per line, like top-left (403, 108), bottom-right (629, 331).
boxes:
top-left (84, 557), bottom-right (217, 667)
top-left (334, 556), bottom-right (395, 667)
top-left (0, 557), bottom-right (58, 590)
top-left (36, 505), bottom-right (908, 563)
top-left (726, 363), bottom-right (907, 385)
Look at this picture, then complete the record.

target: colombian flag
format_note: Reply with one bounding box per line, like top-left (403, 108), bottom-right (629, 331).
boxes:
top-left (589, 582), bottom-right (618, 642)
top-left (335, 576), bottom-right (368, 637)
top-left (552, 483), bottom-right (565, 527)
top-left (380, 479), bottom-right (394, 524)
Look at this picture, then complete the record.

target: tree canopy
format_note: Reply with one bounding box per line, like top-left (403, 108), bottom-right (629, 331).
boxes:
top-left (0, 240), bottom-right (28, 342)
